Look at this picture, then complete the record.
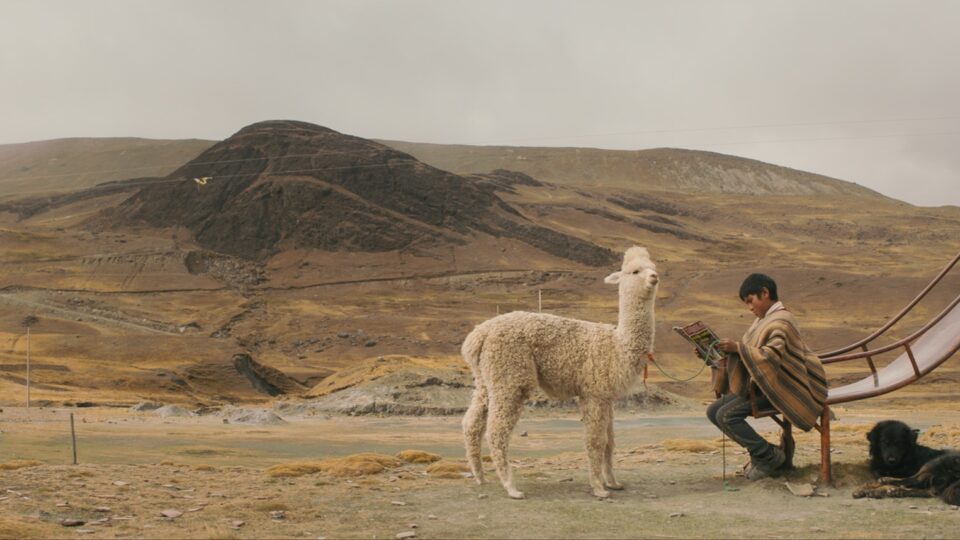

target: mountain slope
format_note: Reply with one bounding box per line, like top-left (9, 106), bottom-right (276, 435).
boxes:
top-left (377, 141), bottom-right (889, 200)
top-left (107, 120), bottom-right (616, 266)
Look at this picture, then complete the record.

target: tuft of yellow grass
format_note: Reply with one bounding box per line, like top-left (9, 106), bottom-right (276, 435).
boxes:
top-left (266, 452), bottom-right (401, 478)
top-left (0, 460), bottom-right (43, 471)
top-left (266, 462), bottom-right (326, 478)
top-left (662, 438), bottom-right (720, 453)
top-left (342, 453), bottom-right (402, 467)
top-left (425, 460), bottom-right (470, 479)
top-left (397, 450), bottom-right (442, 464)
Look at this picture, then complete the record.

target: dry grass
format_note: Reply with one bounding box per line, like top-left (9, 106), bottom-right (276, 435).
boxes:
top-left (831, 424), bottom-right (871, 434)
top-left (426, 460), bottom-right (471, 478)
top-left (0, 460), bottom-right (43, 471)
top-left (266, 452), bottom-right (402, 478)
top-left (265, 461), bottom-right (326, 478)
top-left (662, 438), bottom-right (722, 453)
top-left (921, 424), bottom-right (960, 447)
top-left (0, 516), bottom-right (53, 539)
top-left (397, 449), bottom-right (442, 464)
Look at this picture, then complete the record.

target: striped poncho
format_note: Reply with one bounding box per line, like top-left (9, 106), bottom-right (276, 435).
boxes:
top-left (724, 308), bottom-right (828, 431)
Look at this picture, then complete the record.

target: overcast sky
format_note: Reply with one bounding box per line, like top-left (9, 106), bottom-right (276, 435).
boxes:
top-left (3, 0), bottom-right (958, 206)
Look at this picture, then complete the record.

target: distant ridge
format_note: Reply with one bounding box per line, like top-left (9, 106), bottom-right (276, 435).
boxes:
top-left (109, 120), bottom-right (617, 265)
top-left (0, 137), bottom-right (214, 199)
top-left (377, 141), bottom-right (889, 200)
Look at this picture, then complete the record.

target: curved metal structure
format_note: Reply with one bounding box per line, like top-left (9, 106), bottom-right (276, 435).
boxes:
top-left (758, 249), bottom-right (960, 485)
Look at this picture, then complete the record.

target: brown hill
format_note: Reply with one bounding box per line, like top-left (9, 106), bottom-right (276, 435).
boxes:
top-left (104, 120), bottom-right (615, 266)
top-left (377, 141), bottom-right (890, 200)
top-left (2, 121), bottom-right (960, 408)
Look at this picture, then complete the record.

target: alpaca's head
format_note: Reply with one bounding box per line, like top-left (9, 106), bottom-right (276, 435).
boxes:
top-left (603, 246), bottom-right (659, 302)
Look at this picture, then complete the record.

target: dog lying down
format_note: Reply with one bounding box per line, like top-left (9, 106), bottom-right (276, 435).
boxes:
top-left (866, 420), bottom-right (946, 478)
top-left (855, 420), bottom-right (959, 505)
top-left (854, 451), bottom-right (960, 505)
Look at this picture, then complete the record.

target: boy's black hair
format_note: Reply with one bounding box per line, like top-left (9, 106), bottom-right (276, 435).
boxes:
top-left (739, 273), bottom-right (779, 302)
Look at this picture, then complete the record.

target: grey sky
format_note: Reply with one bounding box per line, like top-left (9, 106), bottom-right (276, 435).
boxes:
top-left (3, 0), bottom-right (958, 206)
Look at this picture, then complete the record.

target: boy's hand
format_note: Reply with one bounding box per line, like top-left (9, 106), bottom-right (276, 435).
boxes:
top-left (716, 339), bottom-right (739, 353)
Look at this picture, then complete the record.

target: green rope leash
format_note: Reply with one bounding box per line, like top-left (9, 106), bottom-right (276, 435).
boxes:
top-left (648, 341), bottom-right (717, 382)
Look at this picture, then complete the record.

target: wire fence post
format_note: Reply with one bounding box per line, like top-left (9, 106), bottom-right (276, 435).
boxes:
top-left (70, 413), bottom-right (78, 465)
top-left (21, 315), bottom-right (39, 408)
top-left (26, 326), bottom-right (31, 408)
top-left (538, 289), bottom-right (542, 312)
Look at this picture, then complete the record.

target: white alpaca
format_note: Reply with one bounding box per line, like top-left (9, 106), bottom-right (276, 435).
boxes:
top-left (461, 246), bottom-right (658, 499)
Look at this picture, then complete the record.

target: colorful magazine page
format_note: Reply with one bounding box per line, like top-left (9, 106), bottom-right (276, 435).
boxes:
top-left (672, 320), bottom-right (725, 365)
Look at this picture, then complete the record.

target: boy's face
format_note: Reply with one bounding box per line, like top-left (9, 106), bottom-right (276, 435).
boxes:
top-left (743, 288), bottom-right (774, 318)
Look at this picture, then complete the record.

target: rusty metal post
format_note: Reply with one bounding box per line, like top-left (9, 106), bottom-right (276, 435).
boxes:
top-left (820, 406), bottom-right (832, 486)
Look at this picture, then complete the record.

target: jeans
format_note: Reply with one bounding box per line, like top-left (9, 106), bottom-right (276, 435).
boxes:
top-left (706, 393), bottom-right (778, 464)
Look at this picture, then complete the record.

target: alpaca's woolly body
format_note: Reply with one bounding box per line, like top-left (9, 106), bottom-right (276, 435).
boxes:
top-left (461, 246), bottom-right (658, 499)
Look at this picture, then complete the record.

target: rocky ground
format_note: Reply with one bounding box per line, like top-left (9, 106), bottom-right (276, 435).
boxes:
top-left (2, 404), bottom-right (960, 539)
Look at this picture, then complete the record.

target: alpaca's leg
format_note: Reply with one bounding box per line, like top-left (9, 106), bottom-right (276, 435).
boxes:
top-left (462, 384), bottom-right (489, 484)
top-left (581, 396), bottom-right (612, 498)
top-left (486, 389), bottom-right (527, 499)
top-left (602, 401), bottom-right (623, 490)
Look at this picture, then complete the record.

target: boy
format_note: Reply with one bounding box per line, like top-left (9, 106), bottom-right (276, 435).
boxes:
top-left (706, 273), bottom-right (828, 480)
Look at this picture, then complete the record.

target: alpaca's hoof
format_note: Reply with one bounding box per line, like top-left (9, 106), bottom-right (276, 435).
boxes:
top-left (507, 489), bottom-right (526, 499)
top-left (474, 476), bottom-right (486, 485)
top-left (593, 488), bottom-right (611, 499)
top-left (604, 481), bottom-right (625, 490)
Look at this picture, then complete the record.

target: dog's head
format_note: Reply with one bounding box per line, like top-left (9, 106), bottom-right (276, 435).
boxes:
top-left (867, 420), bottom-right (919, 467)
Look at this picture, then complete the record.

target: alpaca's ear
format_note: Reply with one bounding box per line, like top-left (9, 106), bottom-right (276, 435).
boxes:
top-left (912, 429), bottom-right (920, 442)
top-left (604, 271), bottom-right (622, 284)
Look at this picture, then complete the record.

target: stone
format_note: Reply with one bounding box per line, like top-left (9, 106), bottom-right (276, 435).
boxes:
top-left (60, 519), bottom-right (86, 527)
top-left (785, 482), bottom-right (816, 497)
top-left (396, 533), bottom-right (417, 540)
top-left (160, 509), bottom-right (183, 519)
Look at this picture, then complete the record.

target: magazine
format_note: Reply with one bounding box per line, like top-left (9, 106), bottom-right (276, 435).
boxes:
top-left (672, 320), bottom-right (725, 365)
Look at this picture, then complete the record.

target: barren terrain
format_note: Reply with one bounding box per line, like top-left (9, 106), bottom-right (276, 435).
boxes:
top-left (1, 125), bottom-right (960, 538)
top-left (2, 403), bottom-right (960, 539)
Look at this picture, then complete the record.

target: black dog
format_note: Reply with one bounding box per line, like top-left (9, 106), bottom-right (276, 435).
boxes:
top-left (854, 451), bottom-right (960, 505)
top-left (866, 420), bottom-right (946, 478)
